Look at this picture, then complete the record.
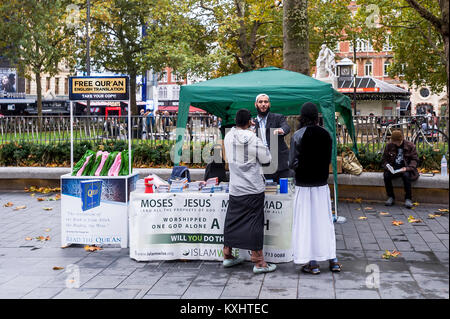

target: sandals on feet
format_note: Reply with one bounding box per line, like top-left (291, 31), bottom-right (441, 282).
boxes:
top-left (302, 263), bottom-right (320, 275)
top-left (329, 261), bottom-right (342, 272)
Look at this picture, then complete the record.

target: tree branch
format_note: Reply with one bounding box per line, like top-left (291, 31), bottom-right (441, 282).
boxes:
top-left (404, 0), bottom-right (443, 34)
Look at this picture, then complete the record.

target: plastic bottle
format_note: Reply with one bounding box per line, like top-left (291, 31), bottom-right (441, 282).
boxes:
top-left (441, 155), bottom-right (447, 177)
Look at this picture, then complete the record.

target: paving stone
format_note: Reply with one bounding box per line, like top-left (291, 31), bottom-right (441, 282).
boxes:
top-left (82, 275), bottom-right (127, 289)
top-left (94, 288), bottom-right (140, 299)
top-left (220, 280), bottom-right (263, 298)
top-left (379, 281), bottom-right (424, 299)
top-left (53, 288), bottom-right (101, 299)
top-left (181, 285), bottom-right (224, 299)
top-left (260, 287), bottom-right (297, 299)
top-left (335, 288), bottom-right (380, 299)
top-left (21, 287), bottom-right (64, 299)
top-left (142, 294), bottom-right (181, 299)
top-left (117, 269), bottom-right (165, 289)
top-left (147, 274), bottom-right (193, 295)
top-left (408, 263), bottom-right (449, 274)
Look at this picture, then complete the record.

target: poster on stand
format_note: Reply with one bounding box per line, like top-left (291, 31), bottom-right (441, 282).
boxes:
top-left (61, 173), bottom-right (138, 248)
top-left (129, 192), bottom-right (294, 263)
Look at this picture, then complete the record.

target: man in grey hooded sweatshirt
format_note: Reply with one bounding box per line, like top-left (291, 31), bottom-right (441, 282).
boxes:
top-left (222, 108), bottom-right (277, 274)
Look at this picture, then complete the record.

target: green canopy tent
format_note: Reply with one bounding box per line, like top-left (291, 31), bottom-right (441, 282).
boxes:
top-left (174, 66), bottom-right (357, 214)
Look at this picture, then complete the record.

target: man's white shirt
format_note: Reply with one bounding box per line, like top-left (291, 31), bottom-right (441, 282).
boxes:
top-left (257, 114), bottom-right (268, 146)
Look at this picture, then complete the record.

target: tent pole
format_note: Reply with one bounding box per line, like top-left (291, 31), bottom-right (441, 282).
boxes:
top-left (128, 96), bottom-right (131, 175)
top-left (70, 101), bottom-right (73, 172)
top-left (334, 180), bottom-right (338, 217)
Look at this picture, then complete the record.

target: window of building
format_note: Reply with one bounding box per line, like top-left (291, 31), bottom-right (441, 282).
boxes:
top-left (55, 77), bottom-right (60, 95)
top-left (383, 61), bottom-right (391, 76)
top-left (364, 61), bottom-right (373, 76)
top-left (419, 87), bottom-right (430, 99)
top-left (160, 71), bottom-right (168, 83)
top-left (383, 35), bottom-right (393, 51)
top-left (350, 39), bottom-right (373, 52)
top-left (172, 86), bottom-right (180, 100)
top-left (158, 86), bottom-right (167, 99)
top-left (46, 77), bottom-right (51, 91)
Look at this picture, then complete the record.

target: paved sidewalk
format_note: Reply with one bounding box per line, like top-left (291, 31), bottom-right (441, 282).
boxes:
top-left (0, 190), bottom-right (448, 299)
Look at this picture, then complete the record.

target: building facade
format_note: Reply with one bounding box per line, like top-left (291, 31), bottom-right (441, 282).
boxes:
top-left (335, 1), bottom-right (447, 116)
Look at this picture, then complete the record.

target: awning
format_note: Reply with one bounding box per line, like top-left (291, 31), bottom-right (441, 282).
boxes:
top-left (0, 98), bottom-right (35, 104)
top-left (159, 105), bottom-right (207, 113)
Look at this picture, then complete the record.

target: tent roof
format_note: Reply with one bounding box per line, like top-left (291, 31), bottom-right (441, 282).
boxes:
top-left (188, 66), bottom-right (330, 89)
top-left (179, 67), bottom-right (352, 125)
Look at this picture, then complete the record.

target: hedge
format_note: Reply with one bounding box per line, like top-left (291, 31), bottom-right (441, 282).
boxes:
top-left (0, 141), bottom-right (445, 172)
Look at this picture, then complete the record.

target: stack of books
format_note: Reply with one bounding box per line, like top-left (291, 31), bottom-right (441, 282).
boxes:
top-left (206, 177), bottom-right (218, 186)
top-left (170, 178), bottom-right (188, 193)
top-left (156, 184), bottom-right (169, 193)
top-left (188, 181), bottom-right (205, 191)
top-left (265, 181), bottom-right (278, 194)
top-left (219, 182), bottom-right (229, 193)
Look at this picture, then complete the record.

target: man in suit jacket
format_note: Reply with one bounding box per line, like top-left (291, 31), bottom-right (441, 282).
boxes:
top-left (254, 93), bottom-right (292, 183)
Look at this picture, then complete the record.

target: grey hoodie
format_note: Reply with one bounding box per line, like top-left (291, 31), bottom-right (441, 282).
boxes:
top-left (224, 127), bottom-right (272, 196)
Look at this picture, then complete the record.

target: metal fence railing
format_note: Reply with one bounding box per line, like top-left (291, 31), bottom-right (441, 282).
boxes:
top-left (1, 115), bottom-right (448, 154)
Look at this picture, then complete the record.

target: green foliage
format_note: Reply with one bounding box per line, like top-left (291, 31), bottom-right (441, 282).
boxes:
top-left (0, 0), bottom-right (78, 116)
top-left (356, 0), bottom-right (447, 93)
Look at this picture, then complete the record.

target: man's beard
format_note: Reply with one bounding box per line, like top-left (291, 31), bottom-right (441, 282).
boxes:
top-left (257, 107), bottom-right (270, 117)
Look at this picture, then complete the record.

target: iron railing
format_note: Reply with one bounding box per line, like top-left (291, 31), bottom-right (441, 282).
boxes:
top-left (1, 115), bottom-right (448, 154)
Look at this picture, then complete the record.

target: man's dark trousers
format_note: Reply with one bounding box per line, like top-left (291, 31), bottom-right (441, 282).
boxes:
top-left (383, 170), bottom-right (412, 200)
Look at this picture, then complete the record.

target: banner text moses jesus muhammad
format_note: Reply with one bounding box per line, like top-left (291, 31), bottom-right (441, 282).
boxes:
top-left (72, 78), bottom-right (127, 93)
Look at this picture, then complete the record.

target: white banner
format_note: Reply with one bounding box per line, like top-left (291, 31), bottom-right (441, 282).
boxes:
top-left (129, 192), bottom-right (294, 263)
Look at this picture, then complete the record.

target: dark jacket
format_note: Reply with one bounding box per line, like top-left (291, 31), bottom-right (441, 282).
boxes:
top-left (382, 140), bottom-right (419, 181)
top-left (254, 112), bottom-right (291, 172)
top-left (289, 125), bottom-right (332, 187)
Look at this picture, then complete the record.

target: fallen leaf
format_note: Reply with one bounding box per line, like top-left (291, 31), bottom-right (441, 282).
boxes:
top-left (43, 207), bottom-right (53, 211)
top-left (358, 216), bottom-right (368, 220)
top-left (356, 208), bottom-right (361, 211)
top-left (354, 198), bottom-right (362, 203)
top-left (84, 245), bottom-right (102, 252)
top-left (364, 207), bottom-right (373, 210)
top-left (55, 194), bottom-right (61, 200)
top-left (13, 205), bottom-right (26, 211)
top-left (37, 197), bottom-right (45, 201)
top-left (382, 249), bottom-right (402, 259)
top-left (25, 237), bottom-right (33, 241)
top-left (44, 228), bottom-right (51, 232)
top-left (392, 220), bottom-right (404, 226)
top-left (437, 209), bottom-right (448, 213)
top-left (413, 202), bottom-right (419, 207)
top-left (35, 236), bottom-right (50, 241)
top-left (408, 215), bottom-right (422, 223)
top-left (379, 212), bottom-right (390, 216)
top-left (30, 193), bottom-right (35, 197)
top-left (52, 266), bottom-right (64, 270)
top-left (3, 202), bottom-right (13, 207)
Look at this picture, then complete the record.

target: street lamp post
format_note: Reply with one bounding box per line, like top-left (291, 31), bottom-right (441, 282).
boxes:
top-left (353, 41), bottom-right (357, 116)
top-left (86, 0), bottom-right (91, 115)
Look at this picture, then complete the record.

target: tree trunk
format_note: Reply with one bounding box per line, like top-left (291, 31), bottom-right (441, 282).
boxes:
top-left (129, 73), bottom-right (137, 115)
top-left (35, 72), bottom-right (43, 131)
top-left (444, 34), bottom-right (449, 117)
top-left (283, 0), bottom-right (309, 75)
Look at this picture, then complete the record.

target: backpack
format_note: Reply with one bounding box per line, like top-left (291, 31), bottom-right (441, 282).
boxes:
top-left (169, 166), bottom-right (191, 183)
